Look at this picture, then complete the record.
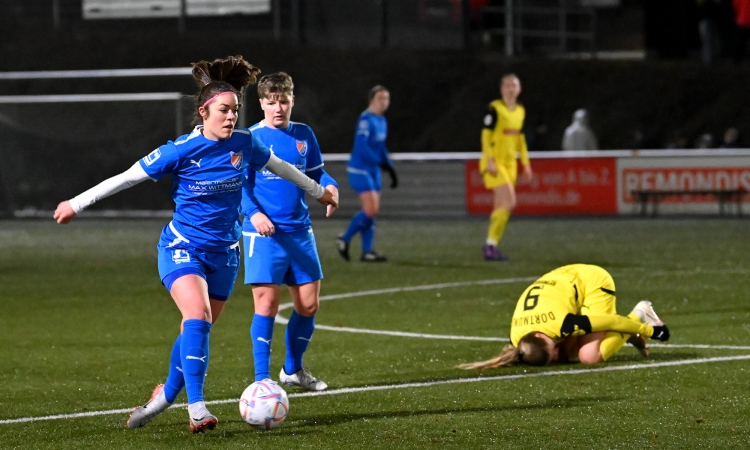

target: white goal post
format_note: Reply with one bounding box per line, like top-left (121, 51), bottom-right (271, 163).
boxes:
top-left (0, 92), bottom-right (186, 138)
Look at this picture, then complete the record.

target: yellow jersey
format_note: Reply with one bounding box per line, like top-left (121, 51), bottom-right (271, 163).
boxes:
top-left (509, 264), bottom-right (652, 346)
top-left (480, 99), bottom-right (529, 173)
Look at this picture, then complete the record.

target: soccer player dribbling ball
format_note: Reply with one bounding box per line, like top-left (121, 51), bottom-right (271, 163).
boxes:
top-left (458, 264), bottom-right (670, 369)
top-left (54, 56), bottom-right (337, 433)
top-left (336, 85), bottom-right (397, 263)
top-left (241, 72), bottom-right (338, 392)
top-left (479, 74), bottom-right (532, 261)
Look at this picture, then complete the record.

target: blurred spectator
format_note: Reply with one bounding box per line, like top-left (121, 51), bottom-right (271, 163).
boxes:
top-left (720, 127), bottom-right (741, 147)
top-left (695, 133), bottom-right (714, 148)
top-left (666, 130), bottom-right (689, 149)
top-left (630, 128), bottom-right (657, 150)
top-left (631, 129), bottom-right (645, 149)
top-left (562, 109), bottom-right (598, 151)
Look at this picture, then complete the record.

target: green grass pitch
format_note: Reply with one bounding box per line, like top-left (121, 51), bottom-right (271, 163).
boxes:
top-left (1, 217), bottom-right (749, 449)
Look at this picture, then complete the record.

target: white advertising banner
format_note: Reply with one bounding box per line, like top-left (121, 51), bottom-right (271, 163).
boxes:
top-left (616, 153), bottom-right (750, 215)
top-left (83, 0), bottom-right (271, 19)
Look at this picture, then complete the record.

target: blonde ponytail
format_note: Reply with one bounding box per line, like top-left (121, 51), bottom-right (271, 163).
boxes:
top-left (456, 344), bottom-right (520, 370)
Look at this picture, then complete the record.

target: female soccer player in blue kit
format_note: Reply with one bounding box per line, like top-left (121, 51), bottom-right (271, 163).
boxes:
top-left (335, 85), bottom-right (397, 262)
top-left (241, 72), bottom-right (338, 391)
top-left (53, 56), bottom-right (337, 433)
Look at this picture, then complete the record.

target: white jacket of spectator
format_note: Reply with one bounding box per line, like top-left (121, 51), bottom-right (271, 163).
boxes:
top-left (562, 109), bottom-right (598, 151)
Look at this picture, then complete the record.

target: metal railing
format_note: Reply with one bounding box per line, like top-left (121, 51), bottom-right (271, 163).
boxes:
top-left (479, 0), bottom-right (596, 56)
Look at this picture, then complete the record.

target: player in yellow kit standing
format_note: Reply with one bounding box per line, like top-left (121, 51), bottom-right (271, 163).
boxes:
top-left (458, 264), bottom-right (671, 368)
top-left (480, 74), bottom-right (532, 261)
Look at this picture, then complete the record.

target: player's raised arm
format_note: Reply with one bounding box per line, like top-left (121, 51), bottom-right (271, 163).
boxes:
top-left (53, 162), bottom-right (151, 224)
top-left (262, 154), bottom-right (337, 209)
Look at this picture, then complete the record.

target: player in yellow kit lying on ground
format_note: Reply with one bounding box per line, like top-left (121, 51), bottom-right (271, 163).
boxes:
top-left (458, 264), bottom-right (670, 368)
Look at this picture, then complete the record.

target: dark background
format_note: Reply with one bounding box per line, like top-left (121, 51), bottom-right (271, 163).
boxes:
top-left (1, 0), bottom-right (748, 213)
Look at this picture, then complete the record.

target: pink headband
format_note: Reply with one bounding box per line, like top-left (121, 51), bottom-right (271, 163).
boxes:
top-left (201, 91), bottom-right (236, 109)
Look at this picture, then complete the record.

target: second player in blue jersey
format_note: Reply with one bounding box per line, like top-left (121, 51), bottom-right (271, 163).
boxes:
top-left (242, 72), bottom-right (339, 391)
top-left (336, 85), bottom-right (397, 263)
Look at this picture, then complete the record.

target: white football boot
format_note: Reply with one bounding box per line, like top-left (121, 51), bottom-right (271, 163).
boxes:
top-left (631, 300), bottom-right (664, 326)
top-left (279, 367), bottom-right (328, 391)
top-left (127, 384), bottom-right (172, 428)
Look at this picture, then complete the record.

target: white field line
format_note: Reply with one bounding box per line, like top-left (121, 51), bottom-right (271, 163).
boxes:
top-left (3, 354), bottom-right (750, 425)
top-left (275, 277), bottom-right (750, 349)
top-left (313, 325), bottom-right (509, 341)
top-left (4, 275), bottom-right (749, 426)
top-left (275, 277), bottom-right (536, 325)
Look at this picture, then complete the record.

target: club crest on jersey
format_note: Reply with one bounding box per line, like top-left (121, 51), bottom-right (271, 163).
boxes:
top-left (230, 151), bottom-right (243, 170)
top-left (296, 140), bottom-right (308, 157)
top-left (172, 249), bottom-right (190, 264)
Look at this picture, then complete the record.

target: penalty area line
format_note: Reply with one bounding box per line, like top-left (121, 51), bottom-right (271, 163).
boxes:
top-left (3, 354), bottom-right (749, 426)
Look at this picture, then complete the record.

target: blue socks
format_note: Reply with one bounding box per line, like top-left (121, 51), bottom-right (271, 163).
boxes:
top-left (284, 311), bottom-right (315, 375)
top-left (163, 334), bottom-right (184, 403)
top-left (343, 210), bottom-right (376, 253)
top-left (181, 319), bottom-right (211, 405)
top-left (343, 210), bottom-right (370, 242)
top-left (361, 218), bottom-right (375, 253)
top-left (250, 314), bottom-right (275, 381)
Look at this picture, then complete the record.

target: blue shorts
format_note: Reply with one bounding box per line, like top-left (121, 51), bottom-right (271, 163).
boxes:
top-left (347, 167), bottom-right (382, 194)
top-left (157, 239), bottom-right (241, 301)
top-left (242, 227), bottom-right (323, 286)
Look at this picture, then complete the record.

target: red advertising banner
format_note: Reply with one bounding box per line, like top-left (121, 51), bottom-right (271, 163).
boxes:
top-left (465, 158), bottom-right (618, 215)
top-left (620, 166), bottom-right (750, 204)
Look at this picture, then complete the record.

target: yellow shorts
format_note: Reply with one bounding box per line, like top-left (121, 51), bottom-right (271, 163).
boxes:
top-left (576, 265), bottom-right (617, 317)
top-left (482, 163), bottom-right (517, 189)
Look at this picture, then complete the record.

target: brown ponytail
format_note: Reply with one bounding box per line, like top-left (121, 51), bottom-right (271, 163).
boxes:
top-left (190, 55), bottom-right (261, 124)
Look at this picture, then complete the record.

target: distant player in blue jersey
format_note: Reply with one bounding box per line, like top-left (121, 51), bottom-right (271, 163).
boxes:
top-left (53, 56), bottom-right (337, 433)
top-left (242, 72), bottom-right (338, 391)
top-left (335, 85), bottom-right (397, 263)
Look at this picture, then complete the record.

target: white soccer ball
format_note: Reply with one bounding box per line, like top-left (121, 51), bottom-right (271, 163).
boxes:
top-left (239, 380), bottom-right (290, 430)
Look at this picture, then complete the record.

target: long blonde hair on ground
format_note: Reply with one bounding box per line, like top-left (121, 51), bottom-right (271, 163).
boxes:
top-left (456, 333), bottom-right (551, 370)
top-left (456, 344), bottom-right (520, 370)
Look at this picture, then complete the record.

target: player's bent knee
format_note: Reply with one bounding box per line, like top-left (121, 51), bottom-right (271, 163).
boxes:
top-left (296, 302), bottom-right (318, 317)
top-left (578, 349), bottom-right (605, 365)
top-left (253, 297), bottom-right (280, 317)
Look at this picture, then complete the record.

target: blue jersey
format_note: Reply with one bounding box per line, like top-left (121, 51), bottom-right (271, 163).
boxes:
top-left (241, 121), bottom-right (337, 233)
top-left (139, 126), bottom-right (271, 249)
top-left (348, 110), bottom-right (393, 171)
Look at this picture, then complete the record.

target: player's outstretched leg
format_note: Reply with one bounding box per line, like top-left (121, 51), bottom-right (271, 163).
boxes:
top-left (127, 335), bottom-right (183, 428)
top-left (127, 384), bottom-right (173, 429)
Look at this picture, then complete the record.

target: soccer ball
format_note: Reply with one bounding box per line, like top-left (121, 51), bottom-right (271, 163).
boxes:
top-left (239, 380), bottom-right (290, 430)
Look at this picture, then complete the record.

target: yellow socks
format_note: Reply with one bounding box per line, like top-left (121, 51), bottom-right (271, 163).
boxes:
top-left (599, 331), bottom-right (629, 361)
top-left (599, 312), bottom-right (643, 361)
top-left (487, 208), bottom-right (511, 245)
